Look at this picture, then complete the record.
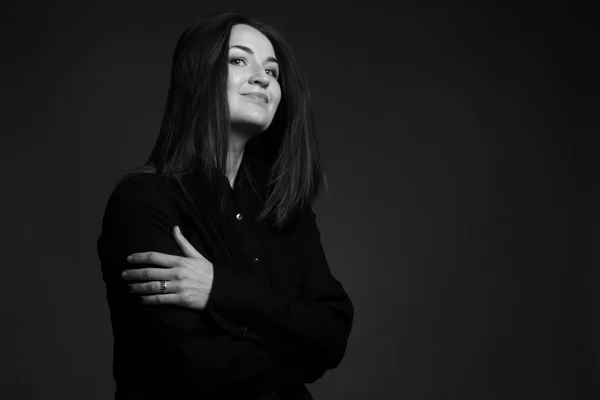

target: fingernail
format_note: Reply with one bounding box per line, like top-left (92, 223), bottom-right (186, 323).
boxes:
top-left (127, 284), bottom-right (133, 292)
top-left (175, 226), bottom-right (180, 234)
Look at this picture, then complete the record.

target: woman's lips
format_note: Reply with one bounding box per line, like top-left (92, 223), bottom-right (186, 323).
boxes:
top-left (243, 93), bottom-right (268, 103)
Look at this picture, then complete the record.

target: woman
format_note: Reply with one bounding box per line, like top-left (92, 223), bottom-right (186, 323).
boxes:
top-left (97, 12), bottom-right (354, 400)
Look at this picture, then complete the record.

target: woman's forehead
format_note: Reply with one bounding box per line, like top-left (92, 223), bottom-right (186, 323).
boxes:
top-left (229, 24), bottom-right (275, 56)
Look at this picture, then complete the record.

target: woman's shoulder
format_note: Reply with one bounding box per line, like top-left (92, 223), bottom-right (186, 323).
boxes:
top-left (106, 170), bottom-right (178, 211)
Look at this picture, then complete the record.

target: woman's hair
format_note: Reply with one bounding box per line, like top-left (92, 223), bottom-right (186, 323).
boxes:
top-left (128, 12), bottom-right (326, 232)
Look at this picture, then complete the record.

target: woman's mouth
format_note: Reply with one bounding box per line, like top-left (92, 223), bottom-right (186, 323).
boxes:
top-left (243, 93), bottom-right (268, 104)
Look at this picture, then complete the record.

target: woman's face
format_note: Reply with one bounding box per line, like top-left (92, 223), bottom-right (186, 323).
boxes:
top-left (227, 24), bottom-right (281, 136)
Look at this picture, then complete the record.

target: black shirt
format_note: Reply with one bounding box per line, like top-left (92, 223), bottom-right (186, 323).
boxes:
top-left (96, 158), bottom-right (354, 399)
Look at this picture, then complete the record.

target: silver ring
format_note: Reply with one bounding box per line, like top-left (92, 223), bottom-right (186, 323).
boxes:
top-left (159, 280), bottom-right (167, 294)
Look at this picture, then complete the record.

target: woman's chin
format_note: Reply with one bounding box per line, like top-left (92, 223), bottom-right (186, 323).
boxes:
top-left (230, 118), bottom-right (272, 135)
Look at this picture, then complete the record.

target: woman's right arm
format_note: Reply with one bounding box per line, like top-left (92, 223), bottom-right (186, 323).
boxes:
top-left (97, 175), bottom-right (322, 393)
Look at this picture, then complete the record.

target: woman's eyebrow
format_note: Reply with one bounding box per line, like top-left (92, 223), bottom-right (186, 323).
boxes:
top-left (229, 45), bottom-right (279, 66)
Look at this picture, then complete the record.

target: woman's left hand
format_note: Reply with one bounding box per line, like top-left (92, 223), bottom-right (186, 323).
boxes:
top-left (122, 226), bottom-right (214, 310)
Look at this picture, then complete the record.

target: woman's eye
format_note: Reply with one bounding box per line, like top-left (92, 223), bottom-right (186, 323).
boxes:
top-left (230, 57), bottom-right (278, 78)
top-left (230, 57), bottom-right (247, 66)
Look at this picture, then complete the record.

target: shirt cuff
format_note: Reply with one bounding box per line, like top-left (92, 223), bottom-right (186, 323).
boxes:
top-left (205, 262), bottom-right (270, 330)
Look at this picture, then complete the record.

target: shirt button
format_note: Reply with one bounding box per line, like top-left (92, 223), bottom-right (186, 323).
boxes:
top-left (241, 326), bottom-right (248, 332)
top-left (236, 213), bottom-right (243, 220)
top-left (252, 257), bottom-right (260, 264)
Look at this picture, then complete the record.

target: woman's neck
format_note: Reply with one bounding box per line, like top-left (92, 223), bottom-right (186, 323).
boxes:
top-left (226, 145), bottom-right (245, 189)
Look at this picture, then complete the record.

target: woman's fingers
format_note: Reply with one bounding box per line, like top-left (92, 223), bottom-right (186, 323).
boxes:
top-left (173, 226), bottom-right (203, 259)
top-left (128, 280), bottom-right (180, 294)
top-left (138, 293), bottom-right (180, 305)
top-left (122, 267), bottom-right (173, 281)
top-left (127, 251), bottom-right (179, 267)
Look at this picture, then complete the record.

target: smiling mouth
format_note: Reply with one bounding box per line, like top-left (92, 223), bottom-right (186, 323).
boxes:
top-left (243, 94), bottom-right (268, 103)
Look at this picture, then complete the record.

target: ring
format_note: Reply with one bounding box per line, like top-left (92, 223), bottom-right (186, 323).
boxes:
top-left (159, 280), bottom-right (167, 294)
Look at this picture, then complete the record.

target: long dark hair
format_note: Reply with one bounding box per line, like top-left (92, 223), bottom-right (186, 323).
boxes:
top-left (120, 13), bottom-right (326, 272)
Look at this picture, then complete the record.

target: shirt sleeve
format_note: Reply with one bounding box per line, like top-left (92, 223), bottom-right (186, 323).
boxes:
top-left (98, 175), bottom-right (324, 392)
top-left (205, 206), bottom-right (355, 372)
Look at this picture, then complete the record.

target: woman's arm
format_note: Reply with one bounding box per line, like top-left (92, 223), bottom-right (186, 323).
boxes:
top-left (205, 207), bottom-right (355, 372)
top-left (98, 175), bottom-right (323, 392)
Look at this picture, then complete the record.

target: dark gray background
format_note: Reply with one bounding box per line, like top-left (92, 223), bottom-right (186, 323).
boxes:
top-left (2, 1), bottom-right (594, 399)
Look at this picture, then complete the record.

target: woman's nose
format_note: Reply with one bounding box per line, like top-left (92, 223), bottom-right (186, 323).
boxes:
top-left (249, 71), bottom-right (270, 88)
